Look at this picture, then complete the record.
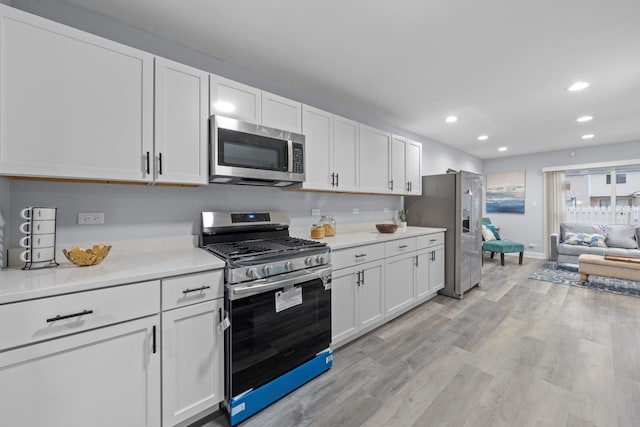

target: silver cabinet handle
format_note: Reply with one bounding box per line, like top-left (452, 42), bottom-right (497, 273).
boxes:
top-left (361, 270), bottom-right (365, 285)
top-left (415, 255), bottom-right (419, 267)
top-left (336, 173), bottom-right (339, 187)
top-left (356, 271), bottom-right (361, 286)
top-left (331, 173), bottom-right (335, 186)
top-left (389, 179), bottom-right (394, 190)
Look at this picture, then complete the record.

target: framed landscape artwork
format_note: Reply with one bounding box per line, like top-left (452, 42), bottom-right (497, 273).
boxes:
top-left (486, 171), bottom-right (526, 214)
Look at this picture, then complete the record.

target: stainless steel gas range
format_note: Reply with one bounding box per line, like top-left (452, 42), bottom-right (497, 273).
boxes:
top-left (200, 211), bottom-right (332, 426)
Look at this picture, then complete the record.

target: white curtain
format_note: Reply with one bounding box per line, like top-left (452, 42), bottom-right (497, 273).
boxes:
top-left (544, 171), bottom-right (566, 259)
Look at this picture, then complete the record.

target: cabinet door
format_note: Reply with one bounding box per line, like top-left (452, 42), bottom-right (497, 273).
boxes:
top-left (406, 140), bottom-right (422, 195)
top-left (430, 245), bottom-right (445, 292)
top-left (262, 91), bottom-right (302, 133)
top-left (162, 299), bottom-right (223, 426)
top-left (331, 267), bottom-right (358, 346)
top-left (359, 125), bottom-right (391, 193)
top-left (155, 57), bottom-right (209, 185)
top-left (301, 105), bottom-right (333, 190)
top-left (210, 74), bottom-right (261, 123)
top-left (415, 249), bottom-right (431, 302)
top-left (0, 316), bottom-right (160, 427)
top-left (390, 135), bottom-right (407, 194)
top-left (0, 6), bottom-right (154, 182)
top-left (358, 261), bottom-right (385, 329)
top-left (384, 253), bottom-right (416, 317)
top-left (333, 115), bottom-right (359, 192)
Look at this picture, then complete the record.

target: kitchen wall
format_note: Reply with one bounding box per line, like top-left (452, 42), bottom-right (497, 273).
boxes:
top-left (483, 140), bottom-right (640, 258)
top-left (0, 177), bottom-right (9, 268)
top-left (1, 0), bottom-right (481, 253)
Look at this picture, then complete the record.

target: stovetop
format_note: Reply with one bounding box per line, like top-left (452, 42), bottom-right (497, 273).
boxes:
top-left (206, 237), bottom-right (326, 260)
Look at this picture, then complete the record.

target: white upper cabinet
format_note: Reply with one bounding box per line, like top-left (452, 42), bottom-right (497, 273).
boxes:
top-left (359, 125), bottom-right (391, 193)
top-left (262, 91), bottom-right (302, 133)
top-left (406, 139), bottom-right (422, 195)
top-left (390, 135), bottom-right (407, 194)
top-left (154, 57), bottom-right (209, 185)
top-left (0, 6), bottom-right (154, 182)
top-left (210, 74), bottom-right (261, 124)
top-left (301, 105), bottom-right (334, 191)
top-left (332, 115), bottom-right (359, 192)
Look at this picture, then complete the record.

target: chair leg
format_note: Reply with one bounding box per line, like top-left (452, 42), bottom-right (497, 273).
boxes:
top-left (500, 253), bottom-right (505, 266)
top-left (490, 252), bottom-right (495, 259)
top-left (519, 252), bottom-right (523, 265)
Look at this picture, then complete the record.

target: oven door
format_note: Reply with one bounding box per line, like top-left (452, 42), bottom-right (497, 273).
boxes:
top-left (211, 116), bottom-right (305, 184)
top-left (225, 266), bottom-right (331, 400)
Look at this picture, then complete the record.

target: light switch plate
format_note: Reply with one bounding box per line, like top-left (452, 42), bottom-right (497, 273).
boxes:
top-left (352, 208), bottom-right (359, 215)
top-left (311, 209), bottom-right (321, 216)
top-left (78, 212), bottom-right (104, 225)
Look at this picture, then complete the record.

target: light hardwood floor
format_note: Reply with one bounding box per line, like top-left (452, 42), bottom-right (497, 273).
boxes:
top-left (193, 257), bottom-right (640, 427)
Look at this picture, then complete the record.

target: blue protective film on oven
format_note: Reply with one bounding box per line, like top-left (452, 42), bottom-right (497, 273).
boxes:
top-left (228, 348), bottom-right (333, 426)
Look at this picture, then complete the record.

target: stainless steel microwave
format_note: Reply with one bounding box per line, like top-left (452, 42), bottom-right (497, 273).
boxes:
top-left (209, 116), bottom-right (305, 187)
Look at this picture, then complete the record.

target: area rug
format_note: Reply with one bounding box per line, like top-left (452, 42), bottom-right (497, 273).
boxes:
top-left (529, 262), bottom-right (640, 297)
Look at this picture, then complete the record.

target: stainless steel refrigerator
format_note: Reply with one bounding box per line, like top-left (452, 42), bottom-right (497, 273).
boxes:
top-left (405, 171), bottom-right (483, 298)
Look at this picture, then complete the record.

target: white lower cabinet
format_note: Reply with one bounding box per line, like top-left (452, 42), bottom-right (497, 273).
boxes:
top-left (0, 315), bottom-right (161, 427)
top-left (332, 233), bottom-right (445, 348)
top-left (331, 260), bottom-right (384, 348)
top-left (162, 299), bottom-right (224, 426)
top-left (384, 252), bottom-right (417, 317)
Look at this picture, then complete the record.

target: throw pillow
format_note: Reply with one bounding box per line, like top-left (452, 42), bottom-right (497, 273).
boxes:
top-left (482, 224), bottom-right (496, 241)
top-left (606, 225), bottom-right (638, 249)
top-left (486, 224), bottom-right (501, 240)
top-left (564, 232), bottom-right (607, 247)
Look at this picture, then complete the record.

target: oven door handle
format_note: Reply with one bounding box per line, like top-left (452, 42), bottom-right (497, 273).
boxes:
top-left (228, 266), bottom-right (331, 300)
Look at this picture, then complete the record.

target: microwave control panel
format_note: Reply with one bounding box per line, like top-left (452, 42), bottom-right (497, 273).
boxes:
top-left (292, 143), bottom-right (304, 173)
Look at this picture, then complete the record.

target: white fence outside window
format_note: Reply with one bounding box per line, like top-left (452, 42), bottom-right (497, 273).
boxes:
top-left (564, 206), bottom-right (640, 225)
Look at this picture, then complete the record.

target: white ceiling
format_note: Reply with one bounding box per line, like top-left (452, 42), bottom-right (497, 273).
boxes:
top-left (64, 0), bottom-right (640, 160)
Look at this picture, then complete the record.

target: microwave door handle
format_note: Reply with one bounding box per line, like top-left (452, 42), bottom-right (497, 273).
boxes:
top-left (287, 140), bottom-right (293, 173)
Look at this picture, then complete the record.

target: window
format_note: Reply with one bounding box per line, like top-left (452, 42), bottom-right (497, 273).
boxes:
top-left (605, 173), bottom-right (626, 184)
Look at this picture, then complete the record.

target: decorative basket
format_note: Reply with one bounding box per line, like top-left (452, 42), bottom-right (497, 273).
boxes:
top-left (63, 244), bottom-right (111, 266)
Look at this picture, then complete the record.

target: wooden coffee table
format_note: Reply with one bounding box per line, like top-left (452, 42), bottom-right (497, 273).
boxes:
top-left (578, 254), bottom-right (640, 283)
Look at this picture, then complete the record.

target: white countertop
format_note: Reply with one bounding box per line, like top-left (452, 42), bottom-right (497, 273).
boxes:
top-left (0, 226), bottom-right (445, 305)
top-left (292, 225), bottom-right (446, 250)
top-left (0, 247), bottom-right (224, 305)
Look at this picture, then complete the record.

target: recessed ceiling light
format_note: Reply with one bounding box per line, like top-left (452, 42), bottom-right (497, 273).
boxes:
top-left (567, 81), bottom-right (590, 92)
top-left (576, 115), bottom-right (593, 122)
top-left (498, 147), bottom-right (507, 152)
top-left (581, 134), bottom-right (595, 139)
top-left (213, 101), bottom-right (236, 113)
top-left (477, 135), bottom-right (489, 141)
top-left (445, 115), bottom-right (458, 123)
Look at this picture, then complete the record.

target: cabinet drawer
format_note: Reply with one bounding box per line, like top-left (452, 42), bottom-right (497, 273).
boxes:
top-left (384, 237), bottom-right (416, 257)
top-left (162, 270), bottom-right (224, 311)
top-left (417, 233), bottom-right (445, 249)
top-left (332, 243), bottom-right (385, 270)
top-left (0, 281), bottom-right (159, 351)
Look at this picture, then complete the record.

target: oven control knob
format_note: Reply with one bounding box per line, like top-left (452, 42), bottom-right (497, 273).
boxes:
top-left (285, 261), bottom-right (293, 271)
top-left (246, 268), bottom-right (258, 279)
top-left (305, 256), bottom-right (315, 267)
top-left (315, 255), bottom-right (327, 265)
top-left (262, 264), bottom-right (274, 275)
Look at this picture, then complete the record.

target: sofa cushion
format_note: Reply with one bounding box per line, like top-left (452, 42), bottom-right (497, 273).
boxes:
top-left (560, 224), bottom-right (606, 243)
top-left (606, 224), bottom-right (638, 249)
top-left (557, 243), bottom-right (608, 257)
top-left (564, 232), bottom-right (607, 247)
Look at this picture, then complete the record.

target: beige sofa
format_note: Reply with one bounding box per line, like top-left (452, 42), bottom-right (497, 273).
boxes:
top-left (550, 223), bottom-right (640, 266)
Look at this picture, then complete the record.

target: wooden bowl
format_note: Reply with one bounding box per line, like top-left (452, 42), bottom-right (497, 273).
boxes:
top-left (376, 223), bottom-right (398, 234)
top-left (63, 244), bottom-right (111, 266)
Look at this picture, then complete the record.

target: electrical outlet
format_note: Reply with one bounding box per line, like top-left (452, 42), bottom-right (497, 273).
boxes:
top-left (78, 212), bottom-right (104, 225)
top-left (311, 209), bottom-right (321, 216)
top-left (352, 208), bottom-right (359, 215)
top-left (528, 243), bottom-right (536, 248)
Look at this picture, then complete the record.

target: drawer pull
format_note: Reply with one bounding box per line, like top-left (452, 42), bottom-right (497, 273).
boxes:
top-left (355, 253), bottom-right (367, 258)
top-left (429, 239), bottom-right (437, 242)
top-left (182, 285), bottom-right (211, 295)
top-left (399, 245), bottom-right (408, 249)
top-left (46, 309), bottom-right (93, 323)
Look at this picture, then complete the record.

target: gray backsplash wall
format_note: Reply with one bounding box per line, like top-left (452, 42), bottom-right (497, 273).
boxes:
top-left (483, 140), bottom-right (640, 258)
top-left (7, 180), bottom-right (402, 248)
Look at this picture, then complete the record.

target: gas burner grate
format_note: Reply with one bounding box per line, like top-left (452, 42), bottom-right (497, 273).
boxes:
top-left (206, 237), bottom-right (326, 260)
